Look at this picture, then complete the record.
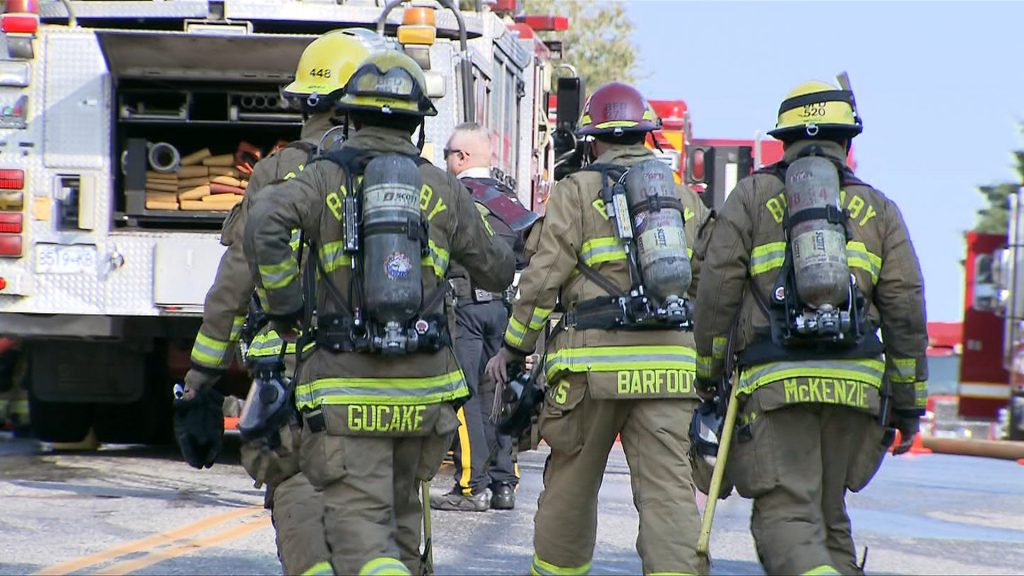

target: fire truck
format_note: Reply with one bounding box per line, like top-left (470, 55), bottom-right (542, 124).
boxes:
top-left (546, 90), bottom-right (789, 209)
top-left (958, 232), bottom-right (1013, 435)
top-left (967, 197), bottom-right (1024, 441)
top-left (0, 0), bottom-right (570, 443)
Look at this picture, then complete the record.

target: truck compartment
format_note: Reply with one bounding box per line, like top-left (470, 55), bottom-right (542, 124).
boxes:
top-left (114, 79), bottom-right (303, 229)
top-left (95, 31), bottom-right (313, 230)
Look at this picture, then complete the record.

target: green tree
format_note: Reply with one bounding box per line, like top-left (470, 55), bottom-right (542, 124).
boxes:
top-left (520, 0), bottom-right (639, 91)
top-left (456, 1), bottom-right (640, 91)
top-left (974, 148), bottom-right (1024, 234)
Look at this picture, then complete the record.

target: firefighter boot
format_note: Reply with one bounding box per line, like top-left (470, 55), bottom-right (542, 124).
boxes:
top-left (489, 482), bottom-right (515, 510)
top-left (430, 488), bottom-right (491, 512)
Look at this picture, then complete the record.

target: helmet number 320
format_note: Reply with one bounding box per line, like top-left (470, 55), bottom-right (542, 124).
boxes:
top-left (800, 102), bottom-right (827, 117)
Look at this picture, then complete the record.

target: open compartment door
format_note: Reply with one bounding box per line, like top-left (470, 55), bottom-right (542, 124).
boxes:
top-left (96, 30), bottom-right (313, 82)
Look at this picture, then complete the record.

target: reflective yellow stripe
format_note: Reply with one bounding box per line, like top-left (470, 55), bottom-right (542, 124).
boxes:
top-left (191, 330), bottom-right (231, 368)
top-left (847, 240), bottom-right (881, 283)
top-left (505, 316), bottom-right (528, 349)
top-left (301, 561), bottom-right (334, 576)
top-left (456, 406), bottom-right (472, 494)
top-left (915, 381), bottom-right (928, 408)
top-left (294, 370), bottom-right (469, 410)
top-left (230, 315), bottom-right (246, 341)
top-left (359, 557), bottom-right (409, 576)
top-left (580, 237), bottom-right (626, 266)
top-left (696, 354), bottom-right (713, 379)
top-left (320, 241), bottom-right (352, 274)
top-left (545, 345), bottom-right (696, 381)
top-left (528, 307), bottom-right (553, 330)
top-left (712, 336), bottom-right (728, 360)
top-left (259, 257), bottom-right (300, 290)
top-left (750, 242), bottom-right (786, 276)
top-left (9, 399), bottom-right (28, 417)
top-left (802, 566), bottom-right (840, 575)
top-left (246, 330), bottom-right (315, 359)
top-left (530, 554), bottom-right (591, 576)
top-left (752, 240), bottom-right (880, 282)
top-left (423, 239), bottom-right (449, 278)
top-left (891, 357), bottom-right (917, 383)
top-left (477, 203), bottom-right (496, 236)
top-left (738, 358), bottom-right (885, 393)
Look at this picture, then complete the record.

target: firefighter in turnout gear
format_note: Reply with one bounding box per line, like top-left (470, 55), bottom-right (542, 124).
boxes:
top-left (485, 82), bottom-right (711, 576)
top-left (177, 29), bottom-right (384, 576)
top-left (693, 79), bottom-right (928, 576)
top-left (245, 51), bottom-right (515, 576)
top-left (432, 123), bottom-right (537, 512)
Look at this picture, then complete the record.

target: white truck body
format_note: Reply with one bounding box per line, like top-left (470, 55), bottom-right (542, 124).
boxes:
top-left (0, 0), bottom-right (554, 442)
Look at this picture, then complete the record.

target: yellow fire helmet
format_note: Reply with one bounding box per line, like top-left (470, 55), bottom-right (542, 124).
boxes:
top-left (768, 80), bottom-right (863, 141)
top-left (283, 29), bottom-right (388, 106)
top-left (337, 50), bottom-right (438, 117)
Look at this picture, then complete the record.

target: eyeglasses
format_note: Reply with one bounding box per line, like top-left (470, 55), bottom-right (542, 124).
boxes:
top-left (443, 148), bottom-right (465, 159)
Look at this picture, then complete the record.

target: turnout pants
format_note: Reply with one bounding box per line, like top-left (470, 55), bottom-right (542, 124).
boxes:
top-left (451, 302), bottom-right (518, 494)
top-left (240, 422), bottom-right (330, 575)
top-left (728, 394), bottom-right (889, 576)
top-left (532, 374), bottom-right (702, 575)
top-left (300, 405), bottom-right (459, 575)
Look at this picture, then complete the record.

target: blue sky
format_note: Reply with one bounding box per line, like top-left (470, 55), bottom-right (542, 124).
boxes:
top-left (626, 0), bottom-right (1024, 322)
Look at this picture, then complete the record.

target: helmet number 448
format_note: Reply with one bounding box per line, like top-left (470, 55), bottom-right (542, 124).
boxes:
top-left (310, 68), bottom-right (332, 78)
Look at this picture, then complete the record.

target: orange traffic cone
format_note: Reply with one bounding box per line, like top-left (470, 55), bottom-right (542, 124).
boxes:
top-left (890, 430), bottom-right (932, 455)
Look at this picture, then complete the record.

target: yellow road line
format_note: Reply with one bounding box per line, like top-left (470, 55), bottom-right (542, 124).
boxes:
top-left (37, 507), bottom-right (262, 576)
top-left (92, 515), bottom-right (272, 575)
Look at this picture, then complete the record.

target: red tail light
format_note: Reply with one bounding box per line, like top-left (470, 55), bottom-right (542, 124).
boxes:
top-left (0, 169), bottom-right (24, 190)
top-left (1, 14), bottom-right (38, 35)
top-left (691, 149), bottom-right (706, 182)
top-left (0, 235), bottom-right (22, 257)
top-left (0, 213), bottom-right (21, 234)
top-left (516, 15), bottom-right (569, 32)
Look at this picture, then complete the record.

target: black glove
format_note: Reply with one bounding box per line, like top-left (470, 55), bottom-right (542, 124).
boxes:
top-left (174, 386), bottom-right (225, 469)
top-left (891, 410), bottom-right (921, 456)
top-left (695, 375), bottom-right (719, 402)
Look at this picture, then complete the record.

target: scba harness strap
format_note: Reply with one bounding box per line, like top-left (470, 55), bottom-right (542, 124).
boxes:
top-left (740, 159), bottom-right (881, 367)
top-left (564, 162), bottom-right (691, 332)
top-left (303, 147), bottom-right (450, 355)
top-left (241, 140), bottom-right (321, 352)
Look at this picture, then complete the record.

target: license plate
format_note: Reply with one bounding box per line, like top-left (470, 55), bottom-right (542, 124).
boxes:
top-left (36, 243), bottom-right (97, 275)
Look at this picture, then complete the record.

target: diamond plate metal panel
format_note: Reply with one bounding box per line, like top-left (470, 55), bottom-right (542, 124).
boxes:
top-left (43, 30), bottom-right (110, 170)
top-left (516, 53), bottom-right (536, 207)
top-left (224, 1), bottom-right (485, 37)
top-left (41, 1), bottom-right (210, 20)
top-left (424, 41), bottom-right (456, 168)
top-left (103, 236), bottom-right (158, 315)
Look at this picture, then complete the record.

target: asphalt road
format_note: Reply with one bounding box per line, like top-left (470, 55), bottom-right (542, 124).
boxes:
top-left (1, 431), bottom-right (1022, 575)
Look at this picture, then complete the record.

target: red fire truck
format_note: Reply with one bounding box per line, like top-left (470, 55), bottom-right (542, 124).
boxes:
top-left (965, 198), bottom-right (1024, 441)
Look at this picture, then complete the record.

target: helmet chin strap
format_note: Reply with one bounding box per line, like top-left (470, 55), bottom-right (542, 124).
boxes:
top-left (416, 119), bottom-right (426, 151)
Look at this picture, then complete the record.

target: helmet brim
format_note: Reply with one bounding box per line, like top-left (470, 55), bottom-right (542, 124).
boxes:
top-left (768, 123), bottom-right (863, 141)
top-left (336, 99), bottom-right (438, 118)
top-left (577, 119), bottom-right (660, 137)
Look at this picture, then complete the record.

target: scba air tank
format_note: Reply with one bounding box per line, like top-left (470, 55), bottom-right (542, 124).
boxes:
top-left (624, 159), bottom-right (692, 304)
top-left (361, 154), bottom-right (424, 326)
top-left (784, 156), bottom-right (850, 308)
